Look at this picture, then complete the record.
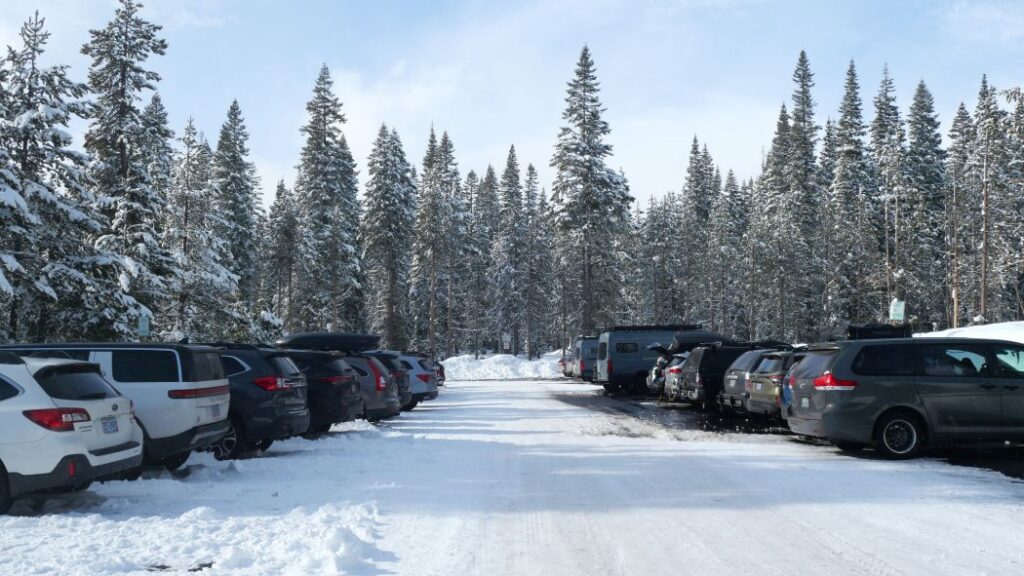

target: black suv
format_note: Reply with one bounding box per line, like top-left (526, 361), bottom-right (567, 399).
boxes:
top-left (209, 344), bottom-right (310, 459)
top-left (281, 350), bottom-right (365, 433)
top-left (679, 343), bottom-right (769, 411)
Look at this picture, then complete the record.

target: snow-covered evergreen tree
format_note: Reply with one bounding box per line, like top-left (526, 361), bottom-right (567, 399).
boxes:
top-left (550, 46), bottom-right (633, 335)
top-left (294, 65), bottom-right (363, 331)
top-left (263, 180), bottom-right (300, 332)
top-left (362, 124), bottom-right (415, 349)
top-left (944, 103), bottom-right (975, 326)
top-left (489, 147), bottom-right (526, 353)
top-left (870, 66), bottom-right (909, 313)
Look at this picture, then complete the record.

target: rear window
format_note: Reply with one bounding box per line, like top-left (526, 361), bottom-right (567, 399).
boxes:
top-left (221, 356), bottom-right (247, 376)
top-left (325, 359), bottom-right (353, 374)
top-left (191, 351), bottom-right (226, 381)
top-left (268, 355), bottom-right (302, 377)
top-left (793, 351), bottom-right (837, 379)
top-left (0, 378), bottom-right (19, 401)
top-left (851, 345), bottom-right (914, 376)
top-left (112, 350), bottom-right (179, 383)
top-left (346, 357), bottom-right (369, 377)
top-left (417, 358), bottom-right (434, 371)
top-left (37, 369), bottom-right (118, 400)
top-left (598, 342), bottom-right (608, 360)
top-left (730, 351), bottom-right (761, 372)
top-left (400, 360), bottom-right (414, 370)
top-left (615, 342), bottom-right (639, 353)
top-left (755, 356), bottom-right (786, 374)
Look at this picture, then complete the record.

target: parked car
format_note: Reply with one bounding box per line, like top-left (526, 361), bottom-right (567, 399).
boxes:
top-left (744, 349), bottom-right (805, 417)
top-left (0, 353), bottom-right (144, 513)
top-left (275, 333), bottom-right (402, 421)
top-left (678, 344), bottom-right (758, 410)
top-left (572, 336), bottom-right (599, 381)
top-left (365, 351), bottom-right (413, 410)
top-left (786, 337), bottom-right (1024, 458)
top-left (207, 344), bottom-right (310, 459)
top-left (718, 349), bottom-right (776, 413)
top-left (396, 353), bottom-right (440, 407)
top-left (0, 343), bottom-right (229, 470)
top-left (594, 325), bottom-right (726, 393)
top-left (282, 350), bottom-right (364, 433)
top-left (662, 353), bottom-right (690, 401)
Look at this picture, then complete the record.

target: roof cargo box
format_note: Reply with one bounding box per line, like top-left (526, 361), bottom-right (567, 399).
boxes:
top-left (276, 332), bottom-right (381, 352)
top-left (846, 323), bottom-right (912, 340)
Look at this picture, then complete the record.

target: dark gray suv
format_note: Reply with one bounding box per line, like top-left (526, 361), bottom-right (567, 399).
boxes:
top-left (786, 337), bottom-right (1024, 458)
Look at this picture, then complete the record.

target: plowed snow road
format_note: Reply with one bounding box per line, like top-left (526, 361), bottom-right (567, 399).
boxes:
top-left (2, 379), bottom-right (1023, 575)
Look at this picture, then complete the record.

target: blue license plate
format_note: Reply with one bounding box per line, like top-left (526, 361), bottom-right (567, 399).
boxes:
top-left (101, 416), bottom-right (118, 434)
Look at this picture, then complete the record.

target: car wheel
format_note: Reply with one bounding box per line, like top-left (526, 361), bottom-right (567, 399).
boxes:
top-left (256, 439), bottom-right (274, 452)
top-left (0, 463), bottom-right (11, 515)
top-left (874, 411), bottom-right (925, 459)
top-left (163, 450), bottom-right (192, 471)
top-left (121, 467), bottom-right (143, 481)
top-left (404, 401), bottom-right (419, 411)
top-left (212, 418), bottom-right (246, 461)
top-left (834, 441), bottom-right (865, 453)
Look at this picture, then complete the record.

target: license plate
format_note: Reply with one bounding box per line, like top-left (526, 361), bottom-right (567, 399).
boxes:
top-left (801, 397), bottom-right (810, 409)
top-left (755, 382), bottom-right (763, 391)
top-left (211, 403), bottom-right (221, 418)
top-left (101, 416), bottom-right (118, 434)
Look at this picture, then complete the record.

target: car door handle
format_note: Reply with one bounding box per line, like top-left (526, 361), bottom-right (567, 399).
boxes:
top-left (1004, 385), bottom-right (1021, 391)
top-left (979, 383), bottom-right (998, 390)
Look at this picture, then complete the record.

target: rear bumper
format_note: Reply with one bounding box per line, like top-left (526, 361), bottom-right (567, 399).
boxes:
top-left (366, 398), bottom-right (402, 420)
top-left (786, 415), bottom-right (826, 438)
top-left (308, 387), bottom-right (363, 426)
top-left (247, 410), bottom-right (310, 441)
top-left (719, 392), bottom-right (747, 411)
top-left (146, 419), bottom-right (230, 462)
top-left (745, 397), bottom-right (781, 417)
top-left (413, 391), bottom-right (439, 402)
top-left (8, 449), bottom-right (143, 498)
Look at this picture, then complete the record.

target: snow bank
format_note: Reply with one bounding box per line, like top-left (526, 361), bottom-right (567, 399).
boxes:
top-left (916, 321), bottom-right (1024, 344)
top-left (442, 352), bottom-right (562, 381)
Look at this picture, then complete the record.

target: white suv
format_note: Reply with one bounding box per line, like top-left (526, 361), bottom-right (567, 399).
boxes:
top-left (0, 353), bottom-right (144, 513)
top-left (0, 344), bottom-right (230, 471)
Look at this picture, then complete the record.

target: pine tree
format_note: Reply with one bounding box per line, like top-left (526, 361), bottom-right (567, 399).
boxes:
top-left (489, 147), bottom-right (526, 354)
top-left (945, 104), bottom-right (975, 326)
top-left (905, 80), bottom-right (947, 327)
top-left (550, 46), bottom-right (633, 335)
top-left (140, 93), bottom-right (174, 208)
top-left (82, 0), bottom-right (176, 338)
top-left (264, 181), bottom-right (300, 331)
top-left (469, 165), bottom-right (500, 351)
top-left (362, 124), bottom-right (415, 349)
top-left (870, 66), bottom-right (909, 312)
top-left (440, 133), bottom-right (469, 357)
top-left (707, 170), bottom-right (748, 338)
top-left (294, 65), bottom-right (363, 331)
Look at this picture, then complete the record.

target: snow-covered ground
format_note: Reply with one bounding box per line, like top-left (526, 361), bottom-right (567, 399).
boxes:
top-left (3, 378), bottom-right (1024, 575)
top-left (917, 320), bottom-right (1024, 343)
top-left (442, 351), bottom-right (562, 380)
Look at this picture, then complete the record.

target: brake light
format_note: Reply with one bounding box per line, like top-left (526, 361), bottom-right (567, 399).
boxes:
top-left (23, 408), bottom-right (90, 432)
top-left (169, 385), bottom-right (231, 398)
top-left (769, 375), bottom-right (783, 383)
top-left (788, 374), bottom-right (796, 387)
top-left (607, 359), bottom-right (613, 375)
top-left (252, 376), bottom-right (289, 391)
top-left (579, 360), bottom-right (584, 373)
top-left (416, 373), bottom-right (431, 383)
top-left (668, 367), bottom-right (682, 375)
top-left (813, 372), bottom-right (857, 391)
top-left (368, 361), bottom-right (387, 391)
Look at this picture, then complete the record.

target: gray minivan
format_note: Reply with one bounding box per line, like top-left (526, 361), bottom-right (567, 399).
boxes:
top-left (786, 337), bottom-right (1024, 458)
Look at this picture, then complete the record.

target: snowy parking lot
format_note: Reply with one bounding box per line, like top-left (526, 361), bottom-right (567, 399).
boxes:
top-left (3, 377), bottom-right (1024, 575)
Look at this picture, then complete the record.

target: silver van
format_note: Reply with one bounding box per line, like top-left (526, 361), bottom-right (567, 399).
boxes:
top-left (572, 337), bottom-right (599, 381)
top-left (786, 337), bottom-right (1024, 458)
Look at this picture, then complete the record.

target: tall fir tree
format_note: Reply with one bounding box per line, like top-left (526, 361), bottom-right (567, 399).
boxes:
top-left (944, 103), bottom-right (975, 326)
top-left (489, 146), bottom-right (526, 354)
top-left (264, 181), bottom-right (301, 331)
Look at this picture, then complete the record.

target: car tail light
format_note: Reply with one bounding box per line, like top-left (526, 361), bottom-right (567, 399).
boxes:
top-left (668, 367), bottom-right (682, 375)
top-left (318, 375), bottom-right (351, 385)
top-left (579, 360), bottom-right (584, 373)
top-left (769, 375), bottom-right (783, 383)
top-left (67, 459), bottom-right (77, 477)
top-left (788, 374), bottom-right (796, 387)
top-left (416, 373), bottom-right (431, 383)
top-left (812, 372), bottom-right (857, 391)
top-left (252, 376), bottom-right (289, 391)
top-left (23, 408), bottom-right (90, 432)
top-left (169, 385), bottom-right (231, 398)
top-left (607, 359), bottom-right (613, 375)
top-left (368, 361), bottom-right (387, 391)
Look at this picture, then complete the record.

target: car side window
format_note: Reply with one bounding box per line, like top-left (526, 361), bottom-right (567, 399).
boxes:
top-left (918, 344), bottom-right (989, 378)
top-left (851, 345), bottom-right (914, 376)
top-left (221, 356), bottom-right (247, 376)
top-left (616, 343), bottom-right (638, 353)
top-left (111, 350), bottom-right (180, 383)
top-left (992, 344), bottom-right (1024, 379)
top-left (0, 378), bottom-right (19, 401)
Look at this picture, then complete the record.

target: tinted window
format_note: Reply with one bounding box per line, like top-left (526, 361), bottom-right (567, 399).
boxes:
top-left (268, 355), bottom-right (302, 377)
top-left (993, 344), bottom-right (1024, 379)
top-left (598, 343), bottom-right (608, 360)
top-left (730, 351), bottom-right (761, 372)
top-left (0, 378), bottom-right (19, 401)
top-left (417, 359), bottom-right (434, 371)
top-left (36, 369), bottom-right (118, 400)
top-left (851, 345), bottom-right (914, 376)
top-left (346, 357), bottom-right (369, 377)
top-left (585, 347), bottom-right (598, 359)
top-left (919, 344), bottom-right (988, 377)
top-left (793, 351), bottom-right (837, 379)
top-left (192, 351), bottom-right (226, 381)
top-left (755, 356), bottom-right (786, 374)
top-left (24, 349), bottom-right (90, 361)
top-left (400, 360), bottom-right (414, 370)
top-left (221, 356), bottom-right (247, 376)
top-left (112, 350), bottom-right (179, 383)
top-left (616, 343), bottom-right (639, 353)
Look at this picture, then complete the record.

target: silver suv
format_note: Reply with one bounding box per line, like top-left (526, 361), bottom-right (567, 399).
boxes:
top-left (786, 337), bottom-right (1024, 458)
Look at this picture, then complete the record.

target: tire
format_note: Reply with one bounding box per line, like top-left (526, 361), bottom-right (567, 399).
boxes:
top-left (163, 450), bottom-right (192, 471)
top-left (211, 417), bottom-right (246, 461)
top-left (256, 439), bottom-right (274, 452)
top-left (874, 411), bottom-right (925, 459)
top-left (121, 467), bottom-right (143, 481)
top-left (403, 401), bottom-right (419, 411)
top-left (834, 441), bottom-right (865, 453)
top-left (0, 463), bottom-right (11, 515)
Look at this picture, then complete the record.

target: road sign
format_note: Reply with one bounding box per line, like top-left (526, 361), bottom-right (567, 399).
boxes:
top-left (889, 298), bottom-right (905, 323)
top-left (138, 314), bottom-right (150, 338)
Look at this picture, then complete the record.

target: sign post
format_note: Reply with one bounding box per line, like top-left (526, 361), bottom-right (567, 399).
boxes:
top-left (889, 298), bottom-right (905, 324)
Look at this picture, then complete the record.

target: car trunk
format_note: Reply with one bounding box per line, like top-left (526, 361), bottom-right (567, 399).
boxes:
top-left (265, 354), bottom-right (308, 414)
top-left (789, 349), bottom-right (839, 421)
top-left (36, 366), bottom-right (135, 452)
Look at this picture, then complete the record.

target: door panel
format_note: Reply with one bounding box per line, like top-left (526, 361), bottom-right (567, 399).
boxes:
top-left (915, 343), bottom-right (1001, 439)
top-left (989, 343), bottom-right (1024, 437)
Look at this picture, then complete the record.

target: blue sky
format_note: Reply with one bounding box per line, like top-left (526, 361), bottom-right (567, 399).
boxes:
top-left (2, 0), bottom-right (1023, 207)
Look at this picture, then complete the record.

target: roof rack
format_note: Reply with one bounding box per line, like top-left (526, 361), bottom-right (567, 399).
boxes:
top-left (607, 324), bottom-right (703, 332)
top-left (198, 342), bottom-right (264, 350)
top-left (846, 323), bottom-right (912, 340)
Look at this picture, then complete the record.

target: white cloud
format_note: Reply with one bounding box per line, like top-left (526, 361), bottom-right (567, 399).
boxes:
top-left (943, 0), bottom-right (1024, 49)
